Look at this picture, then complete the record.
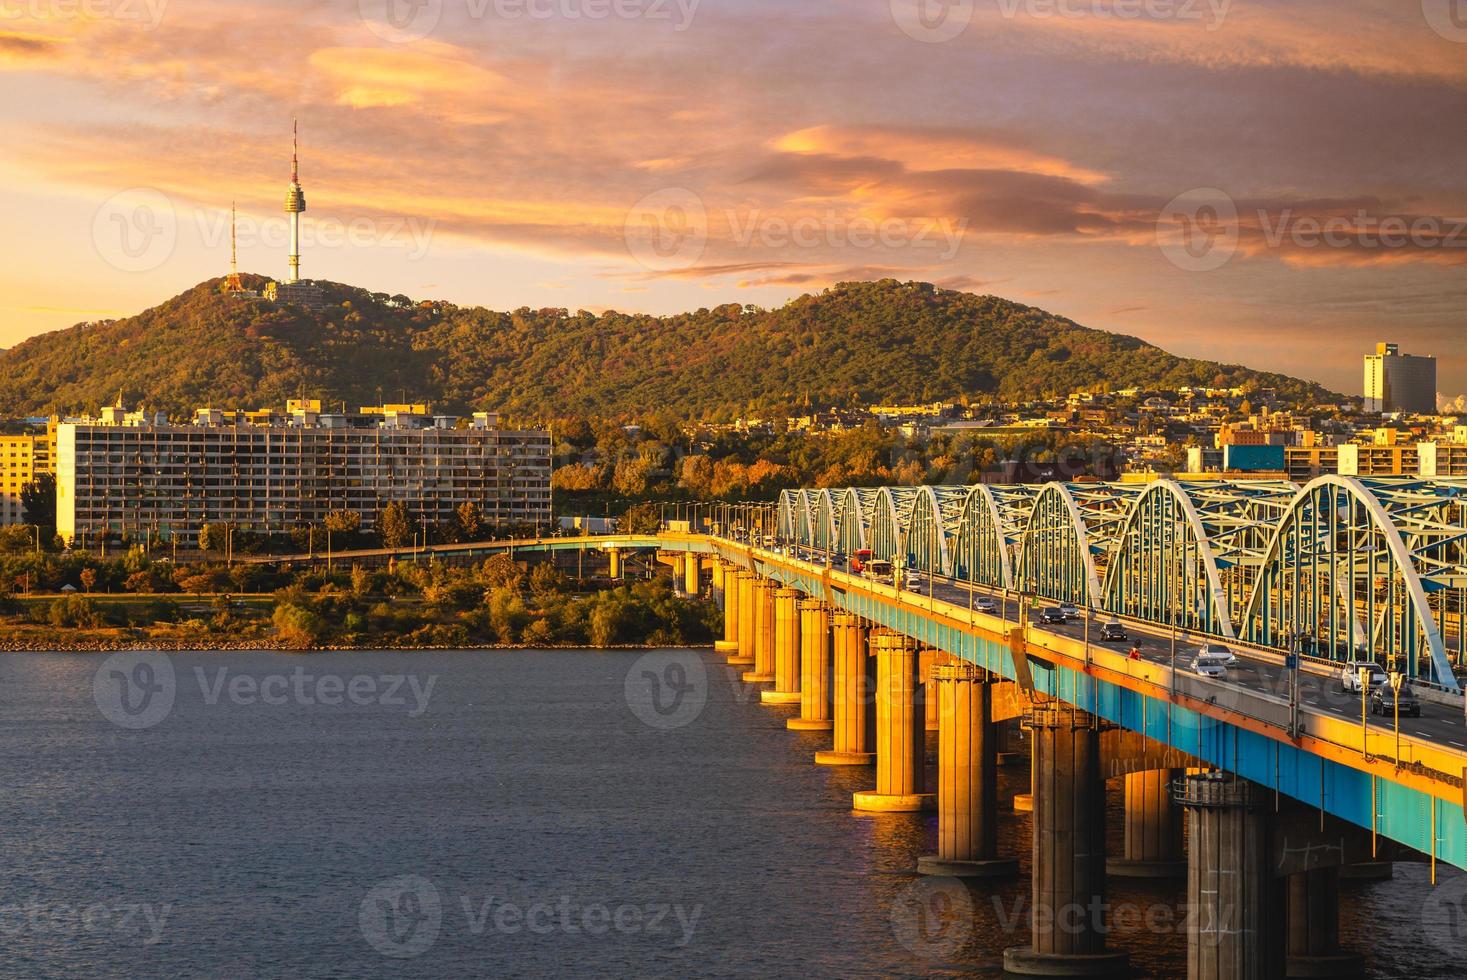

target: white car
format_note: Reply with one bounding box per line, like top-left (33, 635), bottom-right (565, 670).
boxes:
top-left (904, 571), bottom-right (926, 592)
top-left (1190, 652), bottom-right (1230, 678)
top-left (974, 596), bottom-right (998, 614)
top-left (1058, 602), bottom-right (1080, 620)
top-left (1339, 660), bottom-right (1389, 693)
top-left (1192, 642), bottom-right (1237, 667)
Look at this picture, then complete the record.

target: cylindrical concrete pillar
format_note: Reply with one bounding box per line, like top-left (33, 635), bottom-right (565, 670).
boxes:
top-left (711, 560), bottom-right (727, 610)
top-left (742, 577), bottom-right (776, 683)
top-left (789, 600), bottom-right (833, 730)
top-left (1004, 704), bottom-right (1128, 977)
top-left (918, 663), bottom-right (1017, 878)
top-left (731, 570), bottom-right (757, 666)
top-left (1108, 769), bottom-right (1186, 878)
top-left (607, 548), bottom-right (622, 580)
top-left (762, 588), bottom-right (803, 704)
top-left (1179, 773), bottom-right (1284, 980)
top-left (714, 563), bottom-right (739, 658)
top-left (1285, 867), bottom-right (1362, 979)
top-left (853, 630), bottom-right (932, 812)
top-left (996, 715), bottom-right (1026, 766)
top-left (683, 553), bottom-right (701, 596)
top-left (1013, 732), bottom-right (1035, 812)
top-left (919, 646), bottom-right (948, 732)
top-left (816, 613), bottom-right (873, 764)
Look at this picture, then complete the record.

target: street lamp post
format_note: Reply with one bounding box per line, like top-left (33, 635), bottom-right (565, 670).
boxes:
top-left (1390, 670), bottom-right (1402, 763)
top-left (1359, 666), bottom-right (1371, 757)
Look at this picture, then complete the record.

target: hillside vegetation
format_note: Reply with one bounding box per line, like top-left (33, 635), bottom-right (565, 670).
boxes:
top-left (0, 277), bottom-right (1332, 420)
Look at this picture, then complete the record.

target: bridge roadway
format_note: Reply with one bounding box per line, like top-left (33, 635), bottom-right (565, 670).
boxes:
top-left (905, 569), bottom-right (1467, 754)
top-left (715, 538), bottom-right (1467, 873)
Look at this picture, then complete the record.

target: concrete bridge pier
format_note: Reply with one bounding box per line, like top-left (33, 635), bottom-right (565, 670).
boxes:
top-left (919, 646), bottom-right (948, 732)
top-left (1004, 705), bottom-right (1129, 977)
top-left (853, 630), bottom-right (933, 812)
top-left (917, 664), bottom-right (1017, 878)
top-left (712, 562), bottom-right (739, 658)
top-left (1285, 868), bottom-right (1363, 979)
top-left (1013, 735), bottom-right (1035, 813)
top-left (683, 553), bottom-right (701, 596)
top-left (1178, 773), bottom-right (1284, 980)
top-left (815, 613), bottom-right (874, 765)
top-left (996, 717), bottom-right (1026, 766)
top-left (761, 588), bottom-right (803, 705)
top-left (788, 600), bottom-right (833, 730)
top-left (710, 559), bottom-right (727, 610)
top-left (607, 548), bottom-right (622, 580)
top-left (741, 577), bottom-right (776, 684)
top-left (1108, 769), bottom-right (1186, 879)
top-left (727, 570), bottom-right (756, 666)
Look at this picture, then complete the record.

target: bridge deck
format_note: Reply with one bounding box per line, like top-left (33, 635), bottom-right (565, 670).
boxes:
top-left (715, 539), bottom-right (1467, 872)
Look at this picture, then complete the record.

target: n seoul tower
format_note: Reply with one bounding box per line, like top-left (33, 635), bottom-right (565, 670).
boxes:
top-left (284, 117), bottom-right (306, 283)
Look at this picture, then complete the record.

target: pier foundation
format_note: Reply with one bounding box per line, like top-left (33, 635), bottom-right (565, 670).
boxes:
top-left (1285, 867), bottom-right (1362, 979)
top-left (788, 600), bottom-right (833, 730)
top-left (761, 588), bottom-right (803, 704)
top-left (917, 663), bottom-right (1017, 878)
top-left (853, 630), bottom-right (932, 812)
top-left (1004, 704), bottom-right (1128, 977)
top-left (1179, 773), bottom-right (1284, 980)
top-left (1108, 769), bottom-right (1186, 879)
top-left (741, 576), bottom-right (776, 684)
top-left (815, 614), bottom-right (874, 765)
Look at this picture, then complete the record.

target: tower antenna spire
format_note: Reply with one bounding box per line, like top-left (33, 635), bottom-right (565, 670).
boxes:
top-left (223, 199), bottom-right (245, 294)
top-left (284, 116), bottom-right (307, 284)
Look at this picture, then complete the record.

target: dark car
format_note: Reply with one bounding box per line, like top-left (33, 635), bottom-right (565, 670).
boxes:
top-left (1099, 621), bottom-right (1128, 642)
top-left (1370, 681), bottom-right (1421, 717)
top-left (1039, 606), bottom-right (1067, 625)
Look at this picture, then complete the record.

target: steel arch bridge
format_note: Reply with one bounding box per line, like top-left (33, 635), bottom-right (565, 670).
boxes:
top-left (773, 476), bottom-right (1467, 689)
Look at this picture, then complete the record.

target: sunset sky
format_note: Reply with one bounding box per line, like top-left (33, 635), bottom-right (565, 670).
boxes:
top-left (2, 0), bottom-right (1465, 397)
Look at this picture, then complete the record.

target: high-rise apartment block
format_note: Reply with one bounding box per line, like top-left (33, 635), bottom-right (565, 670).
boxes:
top-left (1363, 342), bottom-right (1436, 414)
top-left (55, 402), bottom-right (551, 546)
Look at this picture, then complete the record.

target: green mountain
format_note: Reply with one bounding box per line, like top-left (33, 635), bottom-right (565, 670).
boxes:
top-left (0, 277), bottom-right (1333, 421)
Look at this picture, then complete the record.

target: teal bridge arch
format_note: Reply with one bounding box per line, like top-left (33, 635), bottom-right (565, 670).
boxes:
top-left (774, 475), bottom-right (1467, 690)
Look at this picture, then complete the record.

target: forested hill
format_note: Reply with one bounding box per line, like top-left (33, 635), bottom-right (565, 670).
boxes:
top-left (0, 277), bottom-right (1332, 421)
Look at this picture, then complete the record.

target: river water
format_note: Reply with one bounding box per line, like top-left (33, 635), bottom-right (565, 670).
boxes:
top-left (0, 648), bottom-right (1457, 978)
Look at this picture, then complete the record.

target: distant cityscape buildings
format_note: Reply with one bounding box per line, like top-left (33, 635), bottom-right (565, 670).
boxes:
top-left (51, 400), bottom-right (551, 547)
top-left (0, 428), bottom-right (52, 526)
top-left (1363, 342), bottom-right (1436, 414)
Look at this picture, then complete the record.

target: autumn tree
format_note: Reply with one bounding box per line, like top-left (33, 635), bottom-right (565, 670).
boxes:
top-left (377, 500), bottom-right (416, 548)
top-left (20, 473), bottom-right (56, 534)
top-left (324, 510), bottom-right (361, 533)
top-left (456, 501), bottom-right (484, 540)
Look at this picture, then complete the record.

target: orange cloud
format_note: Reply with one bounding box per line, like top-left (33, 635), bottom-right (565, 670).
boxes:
top-left (774, 125), bottom-right (1109, 185)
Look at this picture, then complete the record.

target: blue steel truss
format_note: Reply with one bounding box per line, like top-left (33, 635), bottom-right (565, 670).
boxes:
top-left (771, 476), bottom-right (1467, 689)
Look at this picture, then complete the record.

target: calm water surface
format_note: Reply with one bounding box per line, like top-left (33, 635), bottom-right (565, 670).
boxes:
top-left (0, 649), bottom-right (1456, 978)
